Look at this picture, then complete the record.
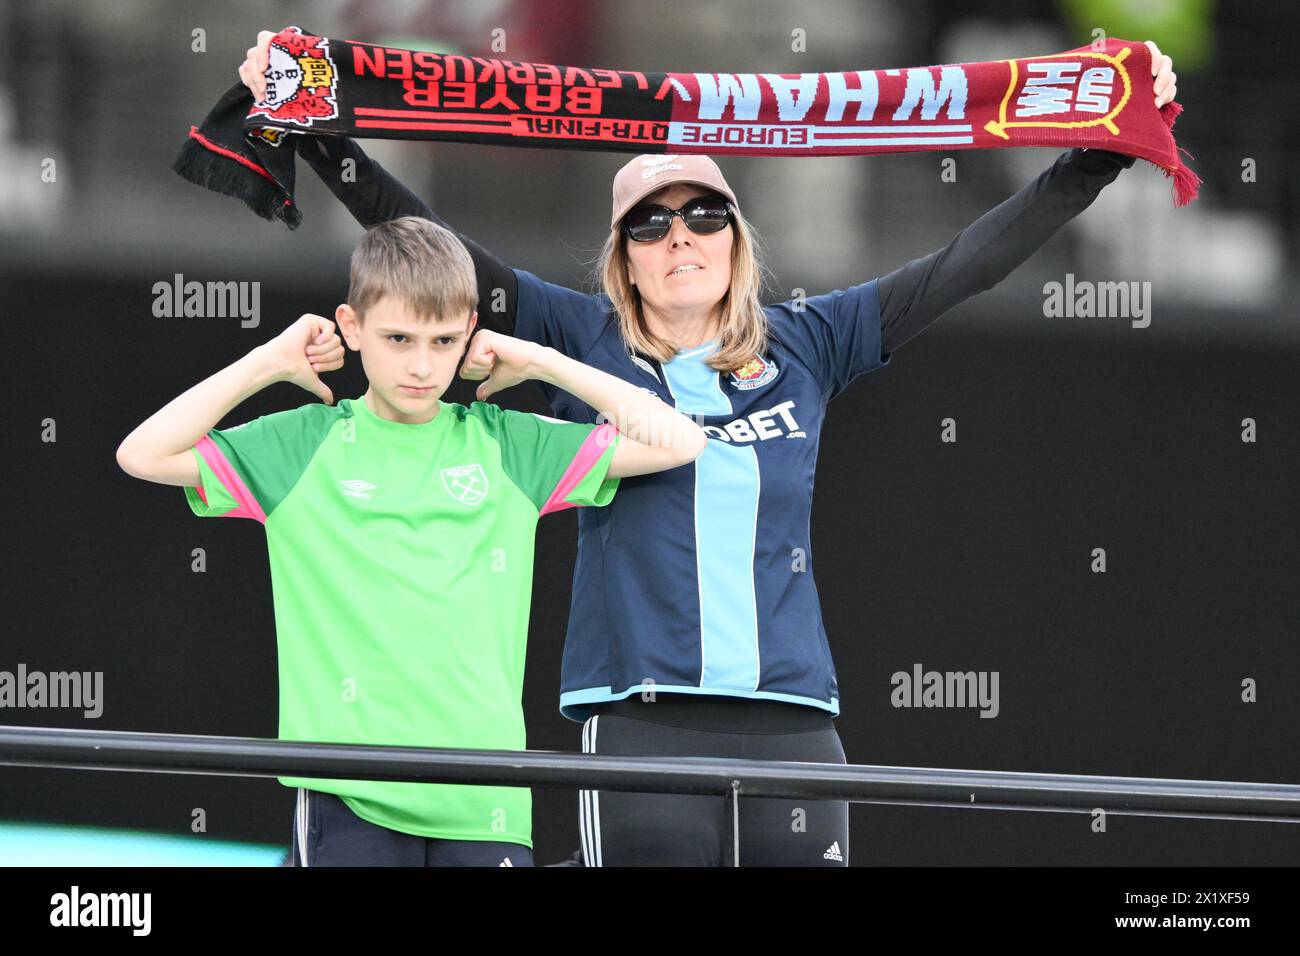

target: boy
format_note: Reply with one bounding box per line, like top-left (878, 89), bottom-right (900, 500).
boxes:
top-left (116, 217), bottom-right (707, 866)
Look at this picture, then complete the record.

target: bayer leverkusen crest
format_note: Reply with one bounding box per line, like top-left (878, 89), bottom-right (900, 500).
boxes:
top-left (248, 27), bottom-right (339, 129)
top-left (729, 355), bottom-right (779, 391)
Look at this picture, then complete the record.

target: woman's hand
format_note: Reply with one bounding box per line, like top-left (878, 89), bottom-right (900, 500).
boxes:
top-left (237, 30), bottom-right (277, 103)
top-left (458, 330), bottom-right (548, 402)
top-left (1144, 40), bottom-right (1178, 108)
top-left (261, 314), bottom-right (345, 405)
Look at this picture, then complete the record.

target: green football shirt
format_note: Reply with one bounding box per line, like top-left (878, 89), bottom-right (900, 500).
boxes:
top-left (183, 394), bottom-right (620, 846)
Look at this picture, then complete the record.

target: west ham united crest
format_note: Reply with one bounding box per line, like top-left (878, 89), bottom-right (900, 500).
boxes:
top-left (729, 355), bottom-right (779, 390)
top-left (248, 26), bottom-right (340, 129)
top-left (441, 464), bottom-right (489, 506)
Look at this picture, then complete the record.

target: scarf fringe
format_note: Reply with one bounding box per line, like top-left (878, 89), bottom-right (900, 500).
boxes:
top-left (1156, 101), bottom-right (1201, 207)
top-left (171, 131), bottom-right (302, 230)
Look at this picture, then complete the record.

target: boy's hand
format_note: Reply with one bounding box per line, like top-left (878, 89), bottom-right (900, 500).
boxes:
top-left (238, 30), bottom-right (277, 103)
top-left (458, 330), bottom-right (547, 401)
top-left (262, 314), bottom-right (344, 405)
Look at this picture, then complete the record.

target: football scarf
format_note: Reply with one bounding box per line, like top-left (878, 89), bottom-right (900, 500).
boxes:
top-left (174, 26), bottom-right (1198, 229)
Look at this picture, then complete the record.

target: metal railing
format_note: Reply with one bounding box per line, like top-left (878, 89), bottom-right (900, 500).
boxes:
top-left (3, 725), bottom-right (1298, 825)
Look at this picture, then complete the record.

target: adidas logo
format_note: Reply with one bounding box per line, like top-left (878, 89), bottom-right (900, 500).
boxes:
top-left (823, 841), bottom-right (843, 862)
top-left (499, 857), bottom-right (513, 867)
top-left (641, 154), bottom-right (684, 181)
top-left (340, 479), bottom-right (377, 500)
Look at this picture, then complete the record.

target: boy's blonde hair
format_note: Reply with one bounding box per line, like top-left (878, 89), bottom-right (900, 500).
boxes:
top-left (348, 217), bottom-right (477, 324)
top-left (595, 196), bottom-right (771, 372)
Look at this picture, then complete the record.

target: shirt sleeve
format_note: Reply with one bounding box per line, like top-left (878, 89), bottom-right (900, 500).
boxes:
top-left (183, 404), bottom-right (334, 523)
top-left (512, 268), bottom-right (616, 361)
top-left (469, 402), bottom-right (621, 516)
top-left (766, 278), bottom-right (891, 402)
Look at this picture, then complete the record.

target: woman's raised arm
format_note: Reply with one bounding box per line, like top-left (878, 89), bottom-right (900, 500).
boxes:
top-left (878, 41), bottom-right (1176, 354)
top-left (876, 147), bottom-right (1135, 356)
top-left (240, 32), bottom-right (520, 335)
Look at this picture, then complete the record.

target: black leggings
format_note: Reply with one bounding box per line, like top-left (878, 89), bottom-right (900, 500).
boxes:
top-left (578, 696), bottom-right (849, 866)
top-left (292, 789), bottom-right (534, 867)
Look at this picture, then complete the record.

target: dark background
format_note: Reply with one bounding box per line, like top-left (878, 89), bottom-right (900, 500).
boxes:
top-left (1, 0), bottom-right (1296, 864)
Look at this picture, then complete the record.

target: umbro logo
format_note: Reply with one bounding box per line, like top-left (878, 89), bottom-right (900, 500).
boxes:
top-left (340, 479), bottom-right (377, 499)
top-left (823, 841), bottom-right (843, 862)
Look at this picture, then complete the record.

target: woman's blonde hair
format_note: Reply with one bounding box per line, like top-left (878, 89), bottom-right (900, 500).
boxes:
top-left (595, 195), bottom-right (771, 373)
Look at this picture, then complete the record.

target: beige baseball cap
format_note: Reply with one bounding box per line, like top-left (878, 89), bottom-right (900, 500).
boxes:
top-left (611, 154), bottom-right (738, 228)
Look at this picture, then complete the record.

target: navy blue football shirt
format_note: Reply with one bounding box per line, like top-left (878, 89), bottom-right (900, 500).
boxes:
top-left (513, 269), bottom-right (890, 719)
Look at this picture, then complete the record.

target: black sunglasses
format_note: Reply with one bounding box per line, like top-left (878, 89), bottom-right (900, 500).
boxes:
top-left (623, 197), bottom-right (734, 242)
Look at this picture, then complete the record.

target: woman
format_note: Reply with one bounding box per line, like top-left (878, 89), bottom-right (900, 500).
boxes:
top-left (241, 35), bottom-right (1178, 866)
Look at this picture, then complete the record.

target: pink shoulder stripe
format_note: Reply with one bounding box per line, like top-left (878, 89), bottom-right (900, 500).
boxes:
top-left (194, 435), bottom-right (267, 523)
top-left (540, 423), bottom-right (617, 517)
